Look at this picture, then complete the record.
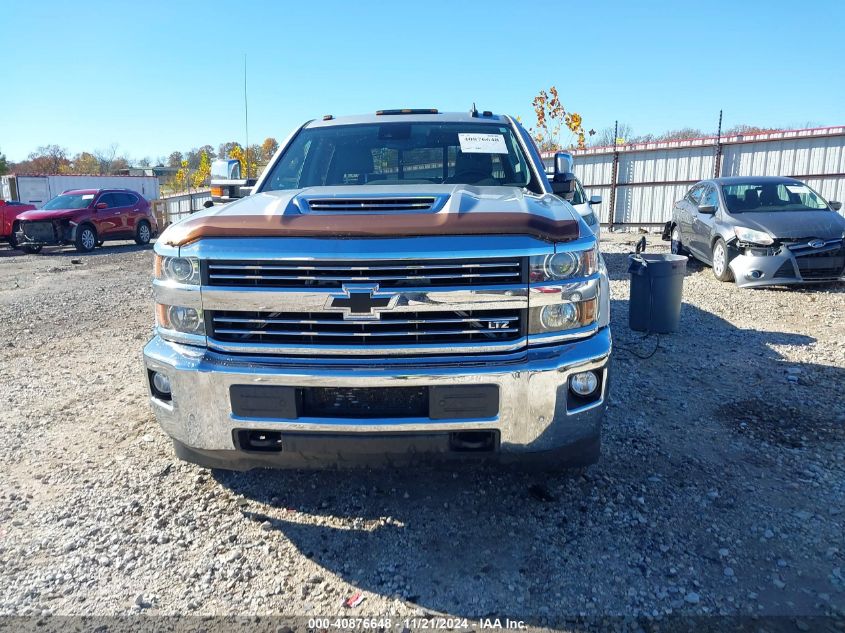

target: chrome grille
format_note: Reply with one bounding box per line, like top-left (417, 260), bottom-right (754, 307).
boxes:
top-left (209, 309), bottom-right (524, 347)
top-left (305, 197), bottom-right (436, 211)
top-left (206, 258), bottom-right (525, 288)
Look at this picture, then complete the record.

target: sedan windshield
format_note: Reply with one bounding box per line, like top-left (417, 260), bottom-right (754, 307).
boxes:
top-left (260, 122), bottom-right (535, 192)
top-left (721, 182), bottom-right (829, 213)
top-left (43, 194), bottom-right (94, 210)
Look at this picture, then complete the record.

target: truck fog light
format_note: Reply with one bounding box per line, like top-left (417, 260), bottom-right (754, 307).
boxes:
top-left (540, 303), bottom-right (578, 329)
top-left (570, 371), bottom-right (599, 396)
top-left (167, 306), bottom-right (205, 334)
top-left (152, 372), bottom-right (172, 395)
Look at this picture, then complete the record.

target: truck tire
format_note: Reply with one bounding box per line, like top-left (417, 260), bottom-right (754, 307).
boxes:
top-left (21, 245), bottom-right (43, 254)
top-left (135, 220), bottom-right (152, 245)
top-left (75, 224), bottom-right (97, 253)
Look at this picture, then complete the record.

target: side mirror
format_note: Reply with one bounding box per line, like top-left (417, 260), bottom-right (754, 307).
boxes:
top-left (203, 200), bottom-right (214, 208)
top-left (553, 151), bottom-right (574, 175)
top-left (698, 204), bottom-right (717, 215)
top-left (95, 202), bottom-right (108, 210)
top-left (551, 174), bottom-right (576, 196)
top-left (829, 201), bottom-right (842, 211)
top-left (589, 195), bottom-right (602, 205)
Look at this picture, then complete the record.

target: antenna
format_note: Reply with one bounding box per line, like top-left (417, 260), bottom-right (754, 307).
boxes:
top-left (244, 54), bottom-right (250, 180)
top-left (470, 102), bottom-right (478, 117)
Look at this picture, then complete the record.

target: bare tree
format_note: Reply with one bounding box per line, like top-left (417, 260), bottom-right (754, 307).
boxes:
top-left (94, 143), bottom-right (120, 174)
top-left (591, 123), bottom-right (635, 147)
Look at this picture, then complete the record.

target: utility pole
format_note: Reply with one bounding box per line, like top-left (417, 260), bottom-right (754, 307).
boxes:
top-left (609, 120), bottom-right (619, 231)
top-left (714, 109), bottom-right (723, 179)
top-left (244, 54), bottom-right (250, 180)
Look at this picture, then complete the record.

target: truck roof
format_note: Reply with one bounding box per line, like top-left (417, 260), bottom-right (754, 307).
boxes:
top-left (305, 111), bottom-right (511, 129)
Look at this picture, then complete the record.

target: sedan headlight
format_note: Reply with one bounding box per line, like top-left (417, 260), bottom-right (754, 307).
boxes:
top-left (154, 255), bottom-right (200, 285)
top-left (530, 247), bottom-right (598, 281)
top-left (734, 227), bottom-right (774, 246)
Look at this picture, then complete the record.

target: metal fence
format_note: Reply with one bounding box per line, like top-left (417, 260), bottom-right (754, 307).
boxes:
top-left (542, 126), bottom-right (845, 229)
top-left (151, 190), bottom-right (211, 228)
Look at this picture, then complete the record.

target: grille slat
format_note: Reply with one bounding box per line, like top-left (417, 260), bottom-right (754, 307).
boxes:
top-left (213, 315), bottom-right (519, 325)
top-left (206, 257), bottom-right (525, 288)
top-left (209, 309), bottom-right (525, 347)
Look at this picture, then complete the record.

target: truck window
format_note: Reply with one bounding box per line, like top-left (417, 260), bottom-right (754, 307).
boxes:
top-left (261, 122), bottom-right (538, 192)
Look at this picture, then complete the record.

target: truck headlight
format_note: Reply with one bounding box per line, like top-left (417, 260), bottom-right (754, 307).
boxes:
top-left (530, 247), bottom-right (597, 281)
top-left (734, 227), bottom-right (774, 246)
top-left (154, 255), bottom-right (200, 285)
top-left (529, 298), bottom-right (597, 334)
top-left (156, 304), bottom-right (206, 335)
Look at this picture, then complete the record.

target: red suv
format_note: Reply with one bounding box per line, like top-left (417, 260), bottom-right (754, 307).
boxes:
top-left (14, 189), bottom-right (158, 254)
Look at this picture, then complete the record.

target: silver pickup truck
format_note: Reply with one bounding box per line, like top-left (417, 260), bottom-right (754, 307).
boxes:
top-left (143, 109), bottom-right (612, 470)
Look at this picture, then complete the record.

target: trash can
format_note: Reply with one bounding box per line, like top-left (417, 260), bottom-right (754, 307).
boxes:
top-left (627, 253), bottom-right (687, 333)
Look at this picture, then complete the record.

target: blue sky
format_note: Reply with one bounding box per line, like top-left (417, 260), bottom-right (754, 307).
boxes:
top-left (2, 0), bottom-right (843, 162)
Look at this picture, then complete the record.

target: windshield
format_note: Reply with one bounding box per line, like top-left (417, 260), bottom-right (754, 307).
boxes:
top-left (43, 193), bottom-right (94, 210)
top-left (721, 182), bottom-right (829, 213)
top-left (260, 122), bottom-right (536, 192)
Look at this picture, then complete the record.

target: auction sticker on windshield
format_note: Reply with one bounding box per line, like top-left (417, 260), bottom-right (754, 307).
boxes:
top-left (458, 133), bottom-right (508, 154)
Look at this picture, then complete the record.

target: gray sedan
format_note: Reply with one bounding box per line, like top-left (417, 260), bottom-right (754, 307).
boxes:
top-left (662, 176), bottom-right (845, 288)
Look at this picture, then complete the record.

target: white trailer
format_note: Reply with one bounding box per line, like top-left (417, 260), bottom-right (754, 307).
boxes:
top-left (1, 174), bottom-right (160, 207)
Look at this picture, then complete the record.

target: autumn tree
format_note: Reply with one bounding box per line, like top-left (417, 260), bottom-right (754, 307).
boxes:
top-left (191, 150), bottom-right (212, 189)
top-left (261, 137), bottom-right (279, 162)
top-left (173, 159), bottom-right (190, 192)
top-left (197, 145), bottom-right (216, 160)
top-left (168, 151), bottom-right (184, 168)
top-left (72, 152), bottom-right (101, 174)
top-left (218, 141), bottom-right (241, 159)
top-left (529, 87), bottom-right (588, 151)
top-left (26, 145), bottom-right (70, 174)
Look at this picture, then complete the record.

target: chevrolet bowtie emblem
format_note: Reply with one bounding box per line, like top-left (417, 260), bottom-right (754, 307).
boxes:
top-left (325, 284), bottom-right (399, 320)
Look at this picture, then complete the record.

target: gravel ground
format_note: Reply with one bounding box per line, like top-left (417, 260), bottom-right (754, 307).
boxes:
top-left (0, 234), bottom-right (843, 628)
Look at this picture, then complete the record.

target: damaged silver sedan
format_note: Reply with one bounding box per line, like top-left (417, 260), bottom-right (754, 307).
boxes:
top-left (663, 176), bottom-right (845, 288)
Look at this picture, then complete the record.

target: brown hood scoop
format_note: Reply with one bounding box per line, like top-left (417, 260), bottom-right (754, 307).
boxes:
top-left (163, 193), bottom-right (580, 246)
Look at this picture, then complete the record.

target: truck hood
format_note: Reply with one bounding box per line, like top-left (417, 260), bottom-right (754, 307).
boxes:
top-left (161, 185), bottom-right (582, 246)
top-left (731, 210), bottom-right (845, 240)
top-left (16, 208), bottom-right (81, 222)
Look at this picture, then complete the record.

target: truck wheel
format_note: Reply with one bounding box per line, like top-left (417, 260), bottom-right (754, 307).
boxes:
top-left (135, 221), bottom-right (151, 245)
top-left (21, 245), bottom-right (43, 254)
top-left (711, 237), bottom-right (734, 282)
top-left (75, 224), bottom-right (97, 253)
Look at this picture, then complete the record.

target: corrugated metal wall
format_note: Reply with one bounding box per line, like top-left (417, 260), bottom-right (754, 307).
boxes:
top-left (545, 126), bottom-right (845, 226)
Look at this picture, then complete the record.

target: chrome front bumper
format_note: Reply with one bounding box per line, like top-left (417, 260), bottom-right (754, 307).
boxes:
top-left (142, 328), bottom-right (611, 463)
